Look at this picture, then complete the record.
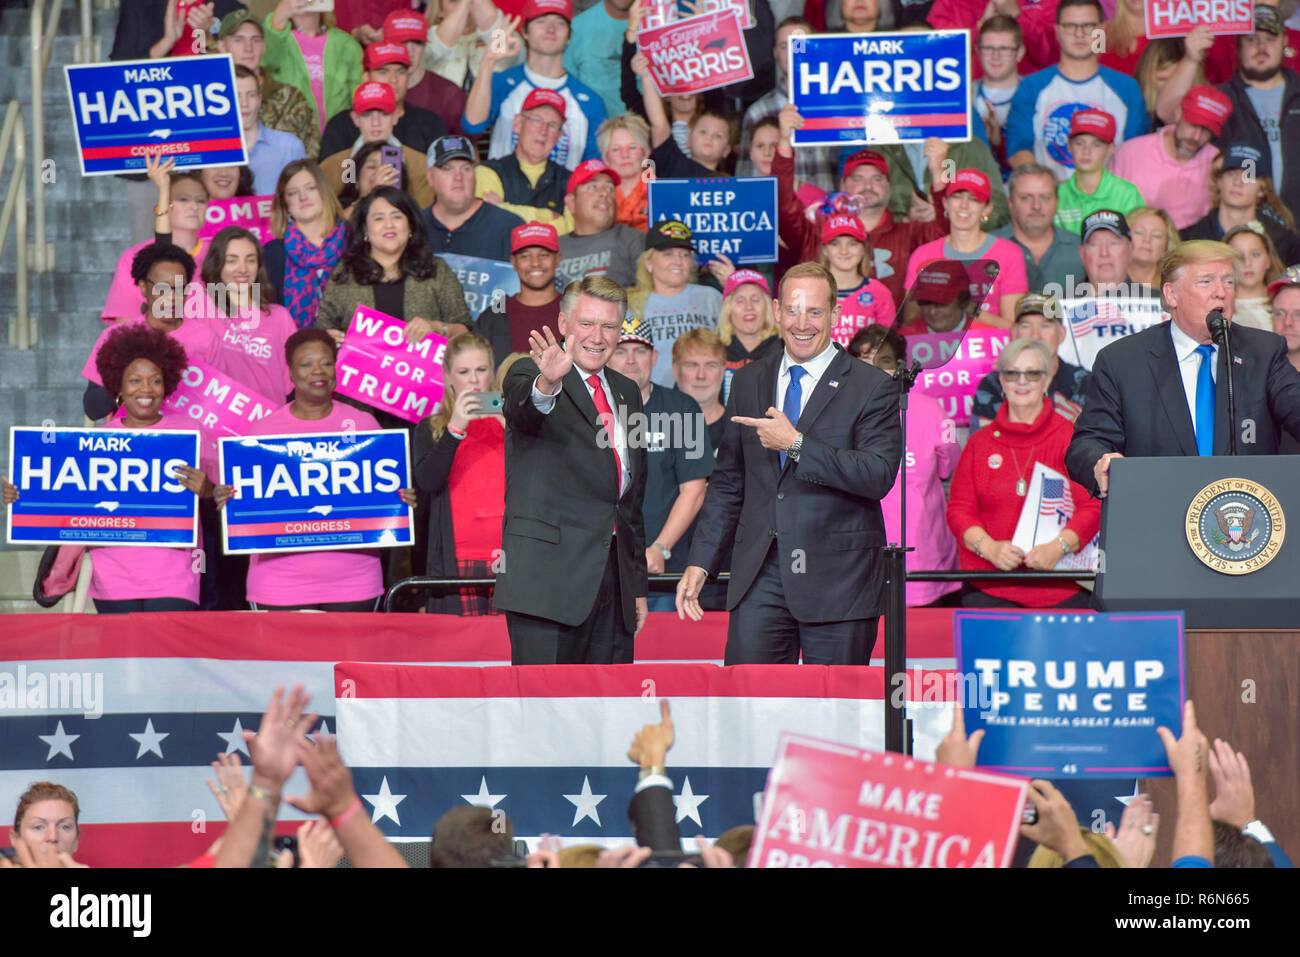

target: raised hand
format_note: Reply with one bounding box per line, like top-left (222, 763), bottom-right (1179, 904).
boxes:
top-left (207, 752), bottom-right (249, 822)
top-left (286, 731), bottom-right (358, 820)
top-left (1207, 738), bottom-right (1255, 828)
top-left (627, 698), bottom-right (674, 768)
top-left (1106, 793), bottom-right (1159, 868)
top-left (246, 684), bottom-right (317, 789)
top-left (935, 703), bottom-right (984, 769)
top-left (296, 818), bottom-right (344, 869)
top-left (529, 325), bottom-right (572, 394)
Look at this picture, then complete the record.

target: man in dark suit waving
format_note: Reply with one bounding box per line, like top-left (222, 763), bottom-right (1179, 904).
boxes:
top-left (496, 276), bottom-right (649, 664)
top-left (676, 262), bottom-right (903, 665)
top-left (1066, 239), bottom-right (1300, 498)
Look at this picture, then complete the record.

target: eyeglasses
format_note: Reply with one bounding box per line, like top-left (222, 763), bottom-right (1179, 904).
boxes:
top-left (1273, 309), bottom-right (1300, 324)
top-left (978, 45), bottom-right (1019, 55)
top-left (999, 369), bottom-right (1047, 382)
top-left (522, 113), bottom-right (564, 134)
top-left (1058, 21), bottom-right (1100, 33)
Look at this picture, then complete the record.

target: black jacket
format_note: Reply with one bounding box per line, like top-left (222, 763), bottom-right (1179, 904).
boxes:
top-left (1066, 321), bottom-right (1300, 498)
top-left (481, 154), bottom-right (568, 217)
top-left (493, 361), bottom-right (649, 629)
top-left (688, 343), bottom-right (902, 621)
top-left (317, 103), bottom-right (447, 161)
top-left (1215, 70), bottom-right (1300, 221)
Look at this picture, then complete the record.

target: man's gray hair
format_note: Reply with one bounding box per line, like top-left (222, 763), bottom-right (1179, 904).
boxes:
top-left (1007, 163), bottom-right (1059, 196)
top-left (560, 275), bottom-right (630, 318)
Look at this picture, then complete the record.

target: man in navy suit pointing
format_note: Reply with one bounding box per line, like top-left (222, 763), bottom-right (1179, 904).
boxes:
top-left (676, 262), bottom-right (903, 665)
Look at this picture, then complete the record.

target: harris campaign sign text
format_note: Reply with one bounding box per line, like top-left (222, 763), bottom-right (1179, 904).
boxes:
top-left (65, 55), bottom-right (246, 176)
top-left (219, 430), bottom-right (413, 555)
top-left (6, 427), bottom-right (200, 547)
top-left (637, 10), bottom-right (754, 97)
top-left (788, 31), bottom-right (971, 146)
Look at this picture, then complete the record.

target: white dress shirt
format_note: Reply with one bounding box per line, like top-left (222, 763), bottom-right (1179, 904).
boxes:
top-left (1169, 319), bottom-right (1217, 430)
top-left (776, 343), bottom-right (838, 423)
top-left (532, 369), bottom-right (630, 496)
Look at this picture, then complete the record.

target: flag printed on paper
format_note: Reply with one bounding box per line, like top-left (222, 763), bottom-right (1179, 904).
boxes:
top-left (1038, 477), bottom-right (1072, 521)
top-left (1012, 462), bottom-right (1098, 571)
top-left (1059, 296), bottom-right (1165, 370)
top-left (335, 663), bottom-right (956, 842)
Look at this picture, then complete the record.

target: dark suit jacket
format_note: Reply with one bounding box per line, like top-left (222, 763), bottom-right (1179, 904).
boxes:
top-left (628, 785), bottom-right (681, 851)
top-left (688, 344), bottom-right (903, 622)
top-left (493, 360), bottom-right (648, 630)
top-left (1066, 321), bottom-right (1300, 498)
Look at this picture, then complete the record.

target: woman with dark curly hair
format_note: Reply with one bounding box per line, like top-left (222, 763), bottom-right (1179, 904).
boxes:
top-left (2, 782), bottom-right (82, 867)
top-left (199, 225), bottom-right (298, 402)
top-left (214, 328), bottom-right (418, 611)
top-left (314, 186), bottom-right (472, 424)
top-left (4, 325), bottom-right (214, 613)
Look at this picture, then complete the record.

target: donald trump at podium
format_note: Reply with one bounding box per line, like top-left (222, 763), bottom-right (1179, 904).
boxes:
top-left (1066, 240), bottom-right (1300, 498)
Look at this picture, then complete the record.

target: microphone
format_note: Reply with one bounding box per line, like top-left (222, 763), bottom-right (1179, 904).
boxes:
top-left (1206, 310), bottom-right (1236, 455)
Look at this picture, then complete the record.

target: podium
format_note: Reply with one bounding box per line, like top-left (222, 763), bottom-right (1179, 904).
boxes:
top-left (1102, 457), bottom-right (1300, 858)
top-left (1096, 456), bottom-right (1296, 628)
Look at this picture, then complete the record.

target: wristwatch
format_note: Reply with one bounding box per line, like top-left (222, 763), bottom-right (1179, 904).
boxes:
top-left (652, 541), bottom-right (671, 560)
top-left (786, 432), bottom-right (804, 462)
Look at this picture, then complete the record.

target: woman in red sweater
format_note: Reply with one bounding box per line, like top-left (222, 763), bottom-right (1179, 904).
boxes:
top-left (947, 337), bottom-right (1099, 607)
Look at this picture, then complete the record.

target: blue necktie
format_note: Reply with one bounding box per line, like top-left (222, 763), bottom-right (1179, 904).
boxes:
top-left (1194, 344), bottom-right (1216, 456)
top-left (780, 366), bottom-right (805, 469)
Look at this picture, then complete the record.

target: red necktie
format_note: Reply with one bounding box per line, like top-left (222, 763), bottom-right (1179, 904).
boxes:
top-left (587, 374), bottom-right (622, 497)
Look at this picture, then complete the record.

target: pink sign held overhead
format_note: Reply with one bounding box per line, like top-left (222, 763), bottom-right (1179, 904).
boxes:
top-left (637, 10), bottom-right (754, 97)
top-left (906, 328), bottom-right (1009, 427)
top-left (750, 734), bottom-right (1029, 869)
top-left (1144, 0), bottom-right (1254, 37)
top-left (161, 360), bottom-right (278, 461)
top-left (199, 195), bottom-right (275, 243)
top-left (335, 305), bottom-right (447, 424)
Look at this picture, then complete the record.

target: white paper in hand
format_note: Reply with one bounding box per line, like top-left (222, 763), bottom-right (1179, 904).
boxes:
top-left (1011, 462), bottom-right (1098, 571)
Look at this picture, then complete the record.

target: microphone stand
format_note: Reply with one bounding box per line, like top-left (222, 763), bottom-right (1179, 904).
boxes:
top-left (883, 358), bottom-right (920, 755)
top-left (1208, 311), bottom-right (1237, 455)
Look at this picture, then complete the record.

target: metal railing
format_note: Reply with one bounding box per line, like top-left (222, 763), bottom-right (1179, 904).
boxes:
top-left (5, 0), bottom-right (98, 348)
top-left (382, 570), bottom-right (1096, 613)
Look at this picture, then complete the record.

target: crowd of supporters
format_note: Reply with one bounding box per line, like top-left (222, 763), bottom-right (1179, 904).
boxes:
top-left (5, 0), bottom-right (1300, 615)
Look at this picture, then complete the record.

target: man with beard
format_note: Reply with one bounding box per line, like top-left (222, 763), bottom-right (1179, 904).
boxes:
top-left (1111, 87), bottom-right (1233, 230)
top-left (1213, 5), bottom-right (1300, 221)
top-left (556, 160), bottom-right (645, 288)
top-left (992, 163), bottom-right (1086, 293)
top-left (421, 134), bottom-right (524, 261)
top-left (476, 222), bottom-right (563, 364)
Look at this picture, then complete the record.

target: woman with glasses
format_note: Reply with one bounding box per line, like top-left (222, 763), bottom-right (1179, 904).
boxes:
top-left (947, 338), bottom-right (1099, 608)
top-left (102, 154), bottom-right (210, 324)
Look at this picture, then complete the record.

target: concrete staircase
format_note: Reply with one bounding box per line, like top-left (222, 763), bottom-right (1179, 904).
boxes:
top-left (0, 0), bottom-right (123, 611)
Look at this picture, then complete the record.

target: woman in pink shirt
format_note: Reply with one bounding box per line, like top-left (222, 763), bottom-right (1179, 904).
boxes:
top-left (5, 325), bottom-right (214, 613)
top-left (199, 226), bottom-right (298, 402)
top-left (215, 329), bottom-right (417, 611)
top-left (903, 168), bottom-right (1028, 327)
top-left (102, 157), bottom-right (210, 324)
top-left (849, 326), bottom-right (962, 606)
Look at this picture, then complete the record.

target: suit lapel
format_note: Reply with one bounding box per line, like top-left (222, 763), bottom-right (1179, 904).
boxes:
top-left (562, 366), bottom-right (602, 431)
top-left (1150, 325), bottom-right (1198, 456)
top-left (796, 347), bottom-right (851, 434)
top-left (755, 349), bottom-right (783, 480)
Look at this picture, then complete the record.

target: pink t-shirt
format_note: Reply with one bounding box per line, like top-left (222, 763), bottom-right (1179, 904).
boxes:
top-left (832, 279), bottom-right (897, 346)
top-left (83, 317), bottom-right (221, 386)
top-left (1109, 127), bottom-right (1218, 230)
top-left (880, 392), bottom-right (962, 606)
top-left (904, 236), bottom-right (1029, 318)
top-left (242, 402), bottom-right (388, 607)
top-left (88, 414), bottom-right (209, 603)
top-left (293, 29), bottom-right (330, 132)
top-left (101, 240), bottom-right (209, 323)
top-left (200, 302), bottom-right (296, 402)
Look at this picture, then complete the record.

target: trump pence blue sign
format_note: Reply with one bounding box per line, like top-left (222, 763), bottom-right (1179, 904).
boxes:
top-left (219, 430), bottom-right (413, 555)
top-left (953, 611), bottom-right (1185, 778)
top-left (6, 426), bottom-right (200, 547)
top-left (647, 177), bottom-right (778, 264)
top-left (788, 31), bottom-right (971, 146)
top-left (64, 54), bottom-right (247, 176)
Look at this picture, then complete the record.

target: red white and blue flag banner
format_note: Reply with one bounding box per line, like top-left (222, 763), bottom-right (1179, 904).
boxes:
top-left (637, 10), bottom-right (755, 97)
top-left (788, 31), bottom-right (972, 147)
top-left (750, 733), bottom-right (1028, 867)
top-left (641, 0), bottom-right (753, 31)
top-left (218, 430), bottom-right (413, 555)
top-left (1058, 296), bottom-right (1165, 371)
top-left (335, 663), bottom-right (957, 843)
top-left (64, 55), bottom-right (247, 177)
top-left (6, 427), bottom-right (200, 547)
top-left (1144, 0), bottom-right (1254, 38)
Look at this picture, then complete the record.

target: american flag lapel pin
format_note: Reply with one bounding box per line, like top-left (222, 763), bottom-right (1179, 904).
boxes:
top-left (1234, 356), bottom-right (1243, 365)
top-left (828, 379), bottom-right (839, 388)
